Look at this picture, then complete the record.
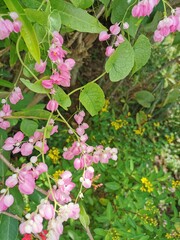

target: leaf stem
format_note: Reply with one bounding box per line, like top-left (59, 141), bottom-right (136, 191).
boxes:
top-left (68, 72), bottom-right (106, 96)
top-left (16, 36), bottom-right (39, 81)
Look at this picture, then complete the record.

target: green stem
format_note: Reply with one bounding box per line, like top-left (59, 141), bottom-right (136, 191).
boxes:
top-left (68, 72), bottom-right (106, 96)
top-left (162, 0), bottom-right (167, 17)
top-left (37, 0), bottom-right (47, 11)
top-left (16, 36), bottom-right (39, 81)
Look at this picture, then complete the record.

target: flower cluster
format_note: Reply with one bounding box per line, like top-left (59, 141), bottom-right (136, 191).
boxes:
top-left (9, 87), bottom-right (24, 104)
top-left (154, 8), bottom-right (180, 42)
top-left (63, 111), bottom-right (118, 189)
top-left (99, 22), bottom-right (129, 56)
top-left (111, 119), bottom-right (128, 130)
top-left (0, 102), bottom-right (12, 130)
top-left (37, 31), bottom-right (75, 90)
top-left (20, 198), bottom-right (79, 240)
top-left (49, 170), bottom-right (75, 205)
top-left (140, 177), bottom-right (153, 192)
top-left (132, 0), bottom-right (159, 18)
top-left (5, 162), bottom-right (47, 195)
top-left (3, 130), bottom-right (49, 156)
top-left (0, 12), bottom-right (22, 40)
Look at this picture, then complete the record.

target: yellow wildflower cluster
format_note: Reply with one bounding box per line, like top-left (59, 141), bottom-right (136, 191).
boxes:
top-left (140, 177), bottom-right (153, 193)
top-left (109, 228), bottom-right (121, 240)
top-left (111, 119), bottom-right (128, 130)
top-left (134, 128), bottom-right (145, 136)
top-left (141, 214), bottom-right (158, 226)
top-left (101, 99), bottom-right (110, 112)
top-left (145, 200), bottom-right (160, 215)
top-left (48, 147), bottom-right (60, 164)
top-left (165, 231), bottom-right (180, 239)
top-left (172, 180), bottom-right (180, 188)
top-left (53, 170), bottom-right (64, 182)
top-left (165, 134), bottom-right (174, 144)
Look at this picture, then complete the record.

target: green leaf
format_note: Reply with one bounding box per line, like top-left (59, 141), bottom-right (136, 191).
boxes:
top-left (29, 189), bottom-right (44, 203)
top-left (12, 109), bottom-right (51, 120)
top-left (3, 0), bottom-right (40, 62)
top-left (20, 78), bottom-right (49, 94)
top-left (99, 0), bottom-right (110, 7)
top-left (132, 35), bottom-right (151, 75)
top-left (106, 202), bottom-right (113, 221)
top-left (20, 119), bottom-right (38, 137)
top-left (70, 0), bottom-right (94, 9)
top-left (0, 215), bottom-right (18, 240)
top-left (9, 187), bottom-right (25, 217)
top-left (105, 182), bottom-right (120, 191)
top-left (79, 205), bottom-right (90, 229)
top-left (94, 228), bottom-right (107, 236)
top-left (125, 16), bottom-right (142, 38)
top-left (79, 83), bottom-right (105, 116)
top-left (49, 9), bottom-right (61, 32)
top-left (163, 88), bottom-right (180, 106)
top-left (0, 79), bottom-right (13, 88)
top-left (136, 111), bottom-right (147, 126)
top-left (54, 86), bottom-right (71, 110)
top-left (111, 0), bottom-right (128, 23)
top-left (50, 0), bottom-right (106, 33)
top-left (105, 39), bottom-right (134, 82)
top-left (135, 90), bottom-right (155, 108)
top-left (25, 8), bottom-right (48, 26)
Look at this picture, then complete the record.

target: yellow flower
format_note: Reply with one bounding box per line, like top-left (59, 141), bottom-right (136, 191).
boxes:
top-left (48, 147), bottom-right (60, 164)
top-left (165, 134), bottom-right (174, 144)
top-left (101, 99), bottom-right (110, 112)
top-left (53, 170), bottom-right (64, 181)
top-left (134, 128), bottom-right (145, 136)
top-left (127, 112), bottom-right (131, 117)
top-left (172, 180), bottom-right (180, 188)
top-left (140, 177), bottom-right (153, 193)
top-left (154, 122), bottom-right (160, 127)
top-left (111, 119), bottom-right (128, 130)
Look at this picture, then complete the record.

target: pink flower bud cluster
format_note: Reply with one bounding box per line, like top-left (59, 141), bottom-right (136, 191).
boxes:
top-left (38, 31), bottom-right (75, 90)
top-left (3, 129), bottom-right (50, 156)
top-left (0, 193), bottom-right (14, 212)
top-left (5, 162), bottom-right (48, 195)
top-left (9, 87), bottom-right (24, 104)
top-left (47, 202), bottom-right (80, 240)
top-left (80, 166), bottom-right (94, 188)
top-left (49, 170), bottom-right (75, 205)
top-left (0, 103), bottom-right (12, 130)
top-left (0, 12), bottom-right (22, 40)
top-left (132, 0), bottom-right (159, 18)
top-left (46, 99), bottom-right (59, 112)
top-left (20, 213), bottom-right (44, 235)
top-left (154, 8), bottom-right (180, 42)
top-left (99, 22), bottom-right (129, 57)
top-left (63, 111), bottom-right (118, 188)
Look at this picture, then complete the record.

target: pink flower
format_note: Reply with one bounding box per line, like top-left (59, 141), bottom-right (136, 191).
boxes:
top-left (42, 80), bottom-right (53, 89)
top-left (35, 60), bottom-right (47, 74)
top-left (18, 172), bottom-right (35, 195)
top-left (52, 31), bottom-right (64, 47)
top-left (114, 34), bottom-right (124, 47)
top-left (0, 194), bottom-right (14, 212)
top-left (46, 100), bottom-right (58, 112)
top-left (13, 20), bottom-right (22, 33)
top-left (36, 163), bottom-right (48, 175)
top-left (110, 23), bottom-right (120, 35)
top-left (39, 200), bottom-right (55, 220)
top-left (0, 18), bottom-right (11, 40)
top-left (9, 12), bottom-right (19, 20)
top-left (105, 46), bottom-right (115, 57)
top-left (123, 22), bottom-right (129, 29)
top-left (3, 131), bottom-right (24, 151)
top-left (9, 87), bottom-right (24, 104)
top-left (65, 58), bottom-right (76, 70)
top-left (132, 0), bottom-right (159, 18)
top-left (21, 143), bottom-right (33, 156)
top-left (5, 174), bottom-right (18, 188)
top-left (99, 31), bottom-right (111, 41)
